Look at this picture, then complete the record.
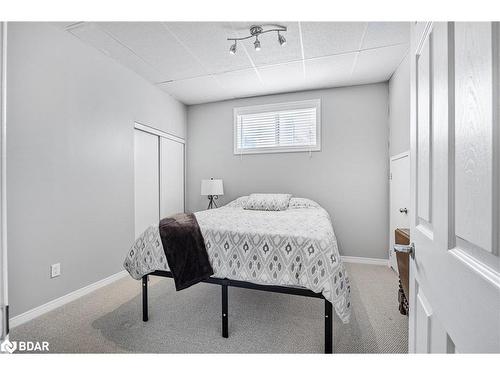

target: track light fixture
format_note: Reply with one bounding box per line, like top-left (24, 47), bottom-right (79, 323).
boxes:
top-left (278, 31), bottom-right (286, 46)
top-left (229, 41), bottom-right (237, 55)
top-left (228, 24), bottom-right (287, 54)
top-left (254, 36), bottom-right (261, 51)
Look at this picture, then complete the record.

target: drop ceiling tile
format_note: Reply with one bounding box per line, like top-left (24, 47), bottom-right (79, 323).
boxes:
top-left (362, 22), bottom-right (410, 49)
top-left (257, 61), bottom-right (305, 92)
top-left (49, 22), bottom-right (82, 30)
top-left (215, 68), bottom-right (265, 99)
top-left (157, 75), bottom-right (228, 105)
top-left (304, 53), bottom-right (357, 88)
top-left (351, 43), bottom-right (408, 85)
top-left (97, 22), bottom-right (206, 81)
top-left (239, 22), bottom-right (303, 67)
top-left (300, 22), bottom-right (367, 59)
top-left (164, 22), bottom-right (254, 75)
top-left (68, 23), bottom-right (163, 83)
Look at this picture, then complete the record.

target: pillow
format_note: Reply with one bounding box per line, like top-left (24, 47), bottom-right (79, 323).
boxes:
top-left (243, 193), bottom-right (292, 211)
top-left (288, 197), bottom-right (320, 209)
top-left (225, 196), bottom-right (249, 208)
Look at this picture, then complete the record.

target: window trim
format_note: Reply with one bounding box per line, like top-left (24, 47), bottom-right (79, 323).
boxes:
top-left (233, 99), bottom-right (321, 155)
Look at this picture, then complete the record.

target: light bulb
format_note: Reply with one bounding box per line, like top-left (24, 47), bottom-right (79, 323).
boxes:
top-left (254, 37), bottom-right (261, 51)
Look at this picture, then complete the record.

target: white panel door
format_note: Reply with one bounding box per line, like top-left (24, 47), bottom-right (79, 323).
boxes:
top-left (160, 137), bottom-right (184, 218)
top-left (389, 153), bottom-right (410, 271)
top-left (134, 129), bottom-right (160, 237)
top-left (408, 22), bottom-right (500, 353)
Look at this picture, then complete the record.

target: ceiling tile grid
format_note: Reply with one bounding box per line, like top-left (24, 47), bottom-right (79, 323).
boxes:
top-left (68, 23), bottom-right (164, 83)
top-left (299, 22), bottom-right (368, 58)
top-left (361, 22), bottom-right (410, 49)
top-left (60, 21), bottom-right (410, 105)
top-left (165, 22), bottom-right (255, 75)
top-left (98, 22), bottom-right (207, 81)
top-left (351, 43), bottom-right (409, 84)
top-left (304, 53), bottom-right (358, 88)
top-left (158, 75), bottom-right (228, 104)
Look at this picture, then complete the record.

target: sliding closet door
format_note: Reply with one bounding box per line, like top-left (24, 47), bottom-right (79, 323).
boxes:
top-left (134, 129), bottom-right (160, 237)
top-left (160, 137), bottom-right (184, 217)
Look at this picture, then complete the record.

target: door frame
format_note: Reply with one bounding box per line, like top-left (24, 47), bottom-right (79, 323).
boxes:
top-left (134, 121), bottom-right (185, 145)
top-left (389, 150), bottom-right (410, 271)
top-left (1, 22), bottom-right (8, 342)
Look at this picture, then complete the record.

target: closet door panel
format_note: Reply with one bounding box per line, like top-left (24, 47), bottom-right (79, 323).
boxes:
top-left (160, 138), bottom-right (184, 218)
top-left (134, 129), bottom-right (160, 237)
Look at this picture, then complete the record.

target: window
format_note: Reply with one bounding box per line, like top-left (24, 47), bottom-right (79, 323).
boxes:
top-left (234, 99), bottom-right (321, 155)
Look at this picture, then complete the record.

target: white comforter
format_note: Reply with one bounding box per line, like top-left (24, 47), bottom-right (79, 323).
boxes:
top-left (124, 198), bottom-right (351, 323)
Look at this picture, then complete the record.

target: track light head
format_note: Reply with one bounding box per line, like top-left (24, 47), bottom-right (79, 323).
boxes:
top-left (254, 36), bottom-right (261, 51)
top-left (278, 32), bottom-right (286, 46)
top-left (229, 41), bottom-right (237, 55)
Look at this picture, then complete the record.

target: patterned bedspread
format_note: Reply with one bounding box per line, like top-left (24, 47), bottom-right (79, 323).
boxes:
top-left (124, 198), bottom-right (351, 323)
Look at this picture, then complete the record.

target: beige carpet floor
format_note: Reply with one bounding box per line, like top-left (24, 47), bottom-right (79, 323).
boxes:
top-left (11, 263), bottom-right (408, 353)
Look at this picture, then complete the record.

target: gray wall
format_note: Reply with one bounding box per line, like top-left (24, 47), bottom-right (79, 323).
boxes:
top-left (389, 53), bottom-right (410, 156)
top-left (7, 23), bottom-right (186, 316)
top-left (187, 83), bottom-right (389, 259)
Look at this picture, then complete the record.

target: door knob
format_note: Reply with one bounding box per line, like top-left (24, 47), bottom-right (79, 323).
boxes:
top-left (399, 208), bottom-right (408, 214)
top-left (394, 243), bottom-right (415, 259)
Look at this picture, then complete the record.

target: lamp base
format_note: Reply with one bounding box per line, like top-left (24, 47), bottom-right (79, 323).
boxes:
top-left (207, 195), bottom-right (219, 210)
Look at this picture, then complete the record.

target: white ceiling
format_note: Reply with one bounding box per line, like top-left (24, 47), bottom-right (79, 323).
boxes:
top-left (58, 22), bottom-right (410, 105)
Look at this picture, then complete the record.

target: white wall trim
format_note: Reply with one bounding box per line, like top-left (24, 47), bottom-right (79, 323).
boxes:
top-left (9, 270), bottom-right (128, 328)
top-left (8, 256), bottom-right (389, 328)
top-left (391, 150), bottom-right (410, 162)
top-left (341, 255), bottom-right (389, 267)
top-left (134, 122), bottom-right (185, 144)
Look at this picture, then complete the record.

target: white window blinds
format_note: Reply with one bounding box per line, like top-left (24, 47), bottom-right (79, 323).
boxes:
top-left (234, 99), bottom-right (321, 154)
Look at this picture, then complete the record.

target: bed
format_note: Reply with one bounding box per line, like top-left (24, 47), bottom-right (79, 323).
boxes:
top-left (124, 196), bottom-right (351, 353)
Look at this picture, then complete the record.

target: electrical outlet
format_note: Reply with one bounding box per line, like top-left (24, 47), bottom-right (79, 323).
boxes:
top-left (50, 263), bottom-right (61, 278)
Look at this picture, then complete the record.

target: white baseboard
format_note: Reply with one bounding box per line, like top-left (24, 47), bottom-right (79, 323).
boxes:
top-left (10, 270), bottom-right (128, 328)
top-left (9, 257), bottom-right (386, 328)
top-left (341, 256), bottom-right (389, 267)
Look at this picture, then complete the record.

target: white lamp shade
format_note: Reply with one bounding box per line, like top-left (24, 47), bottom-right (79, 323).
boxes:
top-left (201, 179), bottom-right (224, 196)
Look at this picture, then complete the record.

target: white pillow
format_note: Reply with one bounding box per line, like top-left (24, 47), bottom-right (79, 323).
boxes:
top-left (225, 196), bottom-right (249, 208)
top-left (243, 193), bottom-right (292, 211)
top-left (288, 197), bottom-right (320, 209)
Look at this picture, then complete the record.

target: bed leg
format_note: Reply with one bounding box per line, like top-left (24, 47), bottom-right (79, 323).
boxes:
top-left (222, 283), bottom-right (228, 338)
top-left (142, 275), bottom-right (149, 322)
top-left (325, 300), bottom-right (333, 354)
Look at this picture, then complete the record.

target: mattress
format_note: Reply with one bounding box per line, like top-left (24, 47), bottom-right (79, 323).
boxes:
top-left (124, 198), bottom-right (351, 323)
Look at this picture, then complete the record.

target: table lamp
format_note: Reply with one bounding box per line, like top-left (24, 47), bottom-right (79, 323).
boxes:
top-left (201, 178), bottom-right (224, 209)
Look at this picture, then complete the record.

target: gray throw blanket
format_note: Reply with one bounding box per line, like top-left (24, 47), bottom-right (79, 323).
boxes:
top-left (158, 213), bottom-right (214, 291)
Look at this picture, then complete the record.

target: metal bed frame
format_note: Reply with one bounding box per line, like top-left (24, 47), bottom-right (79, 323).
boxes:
top-left (141, 270), bottom-right (334, 353)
